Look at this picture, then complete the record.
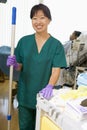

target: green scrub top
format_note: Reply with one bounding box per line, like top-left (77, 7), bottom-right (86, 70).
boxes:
top-left (15, 34), bottom-right (67, 108)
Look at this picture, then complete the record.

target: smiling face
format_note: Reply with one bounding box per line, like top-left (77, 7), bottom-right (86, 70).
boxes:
top-left (31, 10), bottom-right (51, 34)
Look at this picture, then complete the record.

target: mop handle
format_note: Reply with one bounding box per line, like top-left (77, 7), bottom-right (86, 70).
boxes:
top-left (12, 7), bottom-right (16, 25)
top-left (7, 7), bottom-right (16, 130)
top-left (11, 7), bottom-right (16, 56)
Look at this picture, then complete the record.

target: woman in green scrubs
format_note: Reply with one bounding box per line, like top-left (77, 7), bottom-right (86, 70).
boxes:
top-left (7, 3), bottom-right (67, 130)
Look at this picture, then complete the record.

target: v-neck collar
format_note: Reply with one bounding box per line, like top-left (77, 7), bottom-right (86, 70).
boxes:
top-left (34, 33), bottom-right (51, 54)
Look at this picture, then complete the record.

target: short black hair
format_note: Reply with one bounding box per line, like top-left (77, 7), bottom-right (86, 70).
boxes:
top-left (30, 3), bottom-right (52, 20)
top-left (74, 31), bottom-right (81, 37)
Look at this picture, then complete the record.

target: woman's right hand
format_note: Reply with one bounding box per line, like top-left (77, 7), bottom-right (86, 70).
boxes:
top-left (6, 55), bottom-right (18, 69)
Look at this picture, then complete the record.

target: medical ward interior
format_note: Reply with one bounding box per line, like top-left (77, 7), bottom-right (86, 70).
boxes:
top-left (0, 0), bottom-right (87, 130)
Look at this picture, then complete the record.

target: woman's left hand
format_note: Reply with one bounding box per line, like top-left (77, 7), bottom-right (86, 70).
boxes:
top-left (39, 84), bottom-right (53, 100)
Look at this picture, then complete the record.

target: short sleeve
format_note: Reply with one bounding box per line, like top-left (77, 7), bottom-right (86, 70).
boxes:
top-left (14, 38), bottom-right (23, 63)
top-left (53, 42), bottom-right (67, 68)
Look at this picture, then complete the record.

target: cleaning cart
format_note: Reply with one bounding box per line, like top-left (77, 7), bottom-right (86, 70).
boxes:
top-left (35, 88), bottom-right (87, 130)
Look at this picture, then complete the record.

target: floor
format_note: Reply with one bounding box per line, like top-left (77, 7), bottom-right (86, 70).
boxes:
top-left (0, 80), bottom-right (19, 130)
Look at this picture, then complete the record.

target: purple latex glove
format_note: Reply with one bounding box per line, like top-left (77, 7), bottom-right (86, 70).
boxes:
top-left (39, 84), bottom-right (53, 99)
top-left (6, 55), bottom-right (18, 69)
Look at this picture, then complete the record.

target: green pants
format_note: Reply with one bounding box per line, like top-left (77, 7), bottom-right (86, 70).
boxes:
top-left (18, 105), bottom-right (36, 130)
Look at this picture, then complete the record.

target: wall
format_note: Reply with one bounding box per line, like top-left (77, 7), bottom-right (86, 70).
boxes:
top-left (0, 0), bottom-right (87, 47)
top-left (0, 0), bottom-right (39, 47)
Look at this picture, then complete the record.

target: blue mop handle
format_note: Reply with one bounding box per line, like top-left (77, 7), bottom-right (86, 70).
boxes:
top-left (10, 7), bottom-right (17, 56)
top-left (12, 7), bottom-right (16, 25)
top-left (7, 7), bottom-right (17, 130)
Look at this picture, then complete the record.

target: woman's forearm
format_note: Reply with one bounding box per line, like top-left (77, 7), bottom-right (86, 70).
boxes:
top-left (48, 67), bottom-right (61, 86)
